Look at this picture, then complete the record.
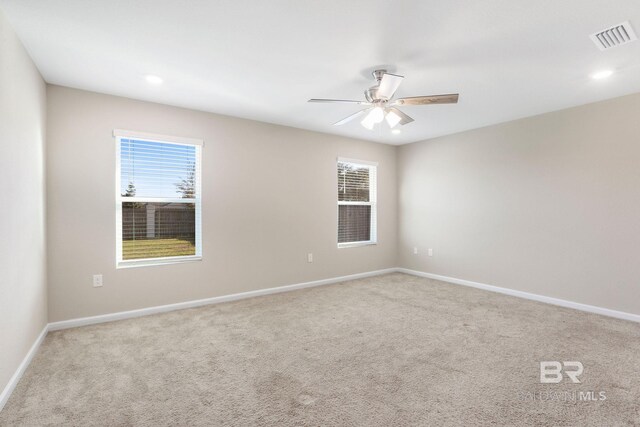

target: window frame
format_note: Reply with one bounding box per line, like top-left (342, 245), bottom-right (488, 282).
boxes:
top-left (337, 157), bottom-right (378, 248)
top-left (114, 129), bottom-right (203, 268)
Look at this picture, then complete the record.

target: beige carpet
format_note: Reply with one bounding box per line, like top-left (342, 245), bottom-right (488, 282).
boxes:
top-left (1, 273), bottom-right (639, 426)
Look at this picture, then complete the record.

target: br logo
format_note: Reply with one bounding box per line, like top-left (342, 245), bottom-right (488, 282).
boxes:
top-left (540, 361), bottom-right (584, 383)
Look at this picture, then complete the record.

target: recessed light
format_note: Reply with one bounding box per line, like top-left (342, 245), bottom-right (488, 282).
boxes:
top-left (591, 69), bottom-right (613, 80)
top-left (392, 129), bottom-right (401, 134)
top-left (145, 74), bottom-right (163, 85)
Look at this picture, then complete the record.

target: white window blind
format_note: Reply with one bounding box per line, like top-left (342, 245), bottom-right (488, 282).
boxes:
top-left (114, 130), bottom-right (202, 267)
top-left (337, 158), bottom-right (377, 247)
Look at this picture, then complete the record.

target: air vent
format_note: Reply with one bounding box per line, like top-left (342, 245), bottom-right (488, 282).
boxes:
top-left (590, 21), bottom-right (637, 50)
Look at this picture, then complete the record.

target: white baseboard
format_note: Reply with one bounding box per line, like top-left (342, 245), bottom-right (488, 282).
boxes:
top-left (1, 268), bottom-right (395, 413)
top-left (2, 266), bottom-right (638, 414)
top-left (0, 325), bottom-right (48, 412)
top-left (48, 268), bottom-right (397, 331)
top-left (398, 268), bottom-right (640, 323)
top-left (45, 266), bottom-right (640, 331)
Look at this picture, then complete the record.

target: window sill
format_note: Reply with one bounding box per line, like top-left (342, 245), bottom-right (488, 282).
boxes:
top-left (337, 241), bottom-right (377, 249)
top-left (117, 255), bottom-right (202, 269)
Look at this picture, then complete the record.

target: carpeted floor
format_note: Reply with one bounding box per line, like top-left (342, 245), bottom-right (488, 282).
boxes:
top-left (1, 273), bottom-right (639, 426)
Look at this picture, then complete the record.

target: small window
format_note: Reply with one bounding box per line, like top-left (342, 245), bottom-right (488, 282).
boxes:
top-left (337, 158), bottom-right (377, 247)
top-left (114, 130), bottom-right (202, 267)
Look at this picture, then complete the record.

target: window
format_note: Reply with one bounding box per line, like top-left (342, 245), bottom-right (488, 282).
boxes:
top-left (114, 130), bottom-right (202, 267)
top-left (337, 158), bottom-right (377, 247)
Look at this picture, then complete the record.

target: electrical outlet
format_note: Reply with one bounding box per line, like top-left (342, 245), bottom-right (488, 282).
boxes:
top-left (413, 247), bottom-right (418, 255)
top-left (428, 248), bottom-right (433, 257)
top-left (92, 274), bottom-right (103, 287)
top-left (307, 253), bottom-right (313, 263)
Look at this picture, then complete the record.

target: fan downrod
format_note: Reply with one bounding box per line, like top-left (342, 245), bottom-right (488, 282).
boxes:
top-left (365, 69), bottom-right (389, 102)
top-left (372, 69), bottom-right (387, 83)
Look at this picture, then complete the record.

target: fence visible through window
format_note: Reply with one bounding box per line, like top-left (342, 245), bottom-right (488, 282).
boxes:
top-left (337, 158), bottom-right (377, 246)
top-left (114, 130), bottom-right (202, 266)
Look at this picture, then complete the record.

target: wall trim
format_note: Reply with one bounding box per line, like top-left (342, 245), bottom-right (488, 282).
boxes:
top-left (0, 325), bottom-right (49, 412)
top-left (3, 267), bottom-right (639, 413)
top-left (48, 268), bottom-right (397, 331)
top-left (398, 268), bottom-right (640, 323)
top-left (1, 268), bottom-right (393, 413)
top-left (42, 266), bottom-right (640, 331)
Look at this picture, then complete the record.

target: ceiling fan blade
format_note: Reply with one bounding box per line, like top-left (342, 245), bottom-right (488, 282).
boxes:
top-left (393, 94), bottom-right (459, 106)
top-left (387, 107), bottom-right (414, 125)
top-left (333, 109), bottom-right (369, 126)
top-left (377, 73), bottom-right (404, 100)
top-left (308, 98), bottom-right (371, 105)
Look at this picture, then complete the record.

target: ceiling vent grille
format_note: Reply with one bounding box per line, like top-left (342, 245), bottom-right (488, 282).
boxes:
top-left (590, 21), bottom-right (637, 50)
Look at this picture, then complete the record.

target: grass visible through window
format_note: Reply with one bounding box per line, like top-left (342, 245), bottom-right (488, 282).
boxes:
top-left (122, 238), bottom-right (196, 260)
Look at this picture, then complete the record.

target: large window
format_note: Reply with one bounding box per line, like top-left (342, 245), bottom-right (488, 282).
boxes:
top-left (114, 130), bottom-right (202, 267)
top-left (337, 158), bottom-right (377, 247)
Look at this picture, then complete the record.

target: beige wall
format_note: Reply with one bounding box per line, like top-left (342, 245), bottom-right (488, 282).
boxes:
top-left (46, 86), bottom-right (640, 322)
top-left (398, 93), bottom-right (640, 315)
top-left (0, 11), bottom-right (48, 398)
top-left (46, 86), bottom-right (397, 322)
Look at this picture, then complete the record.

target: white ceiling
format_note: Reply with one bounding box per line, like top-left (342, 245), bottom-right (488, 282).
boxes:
top-left (2, 0), bottom-right (640, 145)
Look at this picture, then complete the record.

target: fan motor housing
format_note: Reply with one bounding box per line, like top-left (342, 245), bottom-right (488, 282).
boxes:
top-left (364, 87), bottom-right (377, 102)
top-left (365, 69), bottom-right (389, 102)
top-left (365, 87), bottom-right (390, 103)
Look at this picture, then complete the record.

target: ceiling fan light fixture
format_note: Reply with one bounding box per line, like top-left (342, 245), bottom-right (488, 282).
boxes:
top-left (385, 110), bottom-right (402, 128)
top-left (361, 107), bottom-right (384, 130)
top-left (309, 68), bottom-right (459, 131)
top-left (361, 113), bottom-right (376, 130)
top-left (370, 107), bottom-right (385, 123)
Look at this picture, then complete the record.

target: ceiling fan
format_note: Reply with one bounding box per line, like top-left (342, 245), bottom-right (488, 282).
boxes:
top-left (308, 69), bottom-right (459, 130)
